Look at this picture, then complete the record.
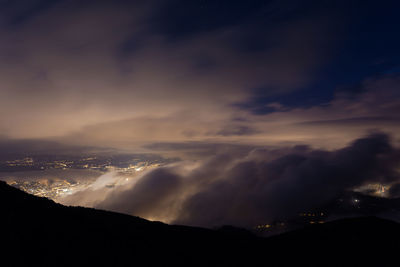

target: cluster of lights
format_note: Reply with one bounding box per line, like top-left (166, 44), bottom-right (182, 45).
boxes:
top-left (254, 222), bottom-right (285, 230)
top-left (309, 221), bottom-right (325, 224)
top-left (299, 212), bottom-right (324, 217)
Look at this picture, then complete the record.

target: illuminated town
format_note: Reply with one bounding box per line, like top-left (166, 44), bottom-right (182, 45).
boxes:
top-left (1, 154), bottom-right (398, 235)
top-left (0, 154), bottom-right (175, 201)
top-left (0, 154), bottom-right (173, 172)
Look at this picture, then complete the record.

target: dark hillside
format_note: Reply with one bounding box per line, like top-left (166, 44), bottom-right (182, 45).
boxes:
top-left (1, 181), bottom-right (399, 266)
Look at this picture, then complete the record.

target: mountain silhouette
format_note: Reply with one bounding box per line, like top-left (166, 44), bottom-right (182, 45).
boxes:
top-left (1, 180), bottom-right (399, 266)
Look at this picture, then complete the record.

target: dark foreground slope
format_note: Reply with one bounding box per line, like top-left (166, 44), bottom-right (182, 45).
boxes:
top-left (0, 181), bottom-right (399, 267)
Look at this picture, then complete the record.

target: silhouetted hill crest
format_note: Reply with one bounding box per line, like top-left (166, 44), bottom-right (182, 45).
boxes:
top-left (1, 180), bottom-right (399, 266)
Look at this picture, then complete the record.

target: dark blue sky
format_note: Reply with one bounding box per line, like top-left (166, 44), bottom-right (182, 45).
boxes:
top-left (145, 0), bottom-right (400, 108)
top-left (161, 0), bottom-right (400, 112)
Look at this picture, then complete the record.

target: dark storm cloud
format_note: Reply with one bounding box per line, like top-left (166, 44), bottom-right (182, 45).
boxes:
top-left (85, 133), bottom-right (400, 227)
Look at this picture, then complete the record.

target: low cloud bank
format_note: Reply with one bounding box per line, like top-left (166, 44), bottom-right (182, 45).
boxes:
top-left (61, 133), bottom-right (400, 227)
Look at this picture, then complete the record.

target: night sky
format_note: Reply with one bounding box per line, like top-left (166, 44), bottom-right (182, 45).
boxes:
top-left (1, 0), bottom-right (400, 227)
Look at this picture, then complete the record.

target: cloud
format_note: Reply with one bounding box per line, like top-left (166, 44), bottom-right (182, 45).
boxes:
top-left (1, 1), bottom-right (397, 154)
top-left (144, 142), bottom-right (254, 158)
top-left (46, 74), bottom-right (400, 153)
top-left (0, 0), bottom-right (338, 142)
top-left (216, 125), bottom-right (260, 136)
top-left (61, 133), bottom-right (400, 227)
